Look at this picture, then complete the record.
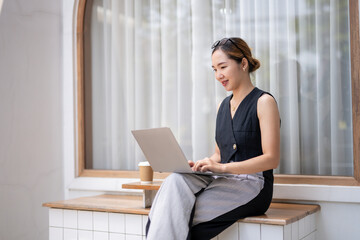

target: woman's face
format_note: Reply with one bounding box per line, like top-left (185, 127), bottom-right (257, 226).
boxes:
top-left (211, 49), bottom-right (244, 92)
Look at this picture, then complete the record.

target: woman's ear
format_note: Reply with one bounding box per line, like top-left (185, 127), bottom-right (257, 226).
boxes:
top-left (241, 58), bottom-right (249, 71)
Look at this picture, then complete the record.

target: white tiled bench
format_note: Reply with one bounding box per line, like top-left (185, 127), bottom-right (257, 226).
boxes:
top-left (43, 194), bottom-right (320, 240)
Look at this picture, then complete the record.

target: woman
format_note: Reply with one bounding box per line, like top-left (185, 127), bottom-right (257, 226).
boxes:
top-left (146, 37), bottom-right (280, 240)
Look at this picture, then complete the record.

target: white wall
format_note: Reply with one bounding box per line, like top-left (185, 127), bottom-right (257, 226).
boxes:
top-left (316, 201), bottom-right (360, 239)
top-left (0, 1), bottom-right (64, 240)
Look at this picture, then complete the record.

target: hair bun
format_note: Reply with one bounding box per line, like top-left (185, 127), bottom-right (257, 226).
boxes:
top-left (249, 57), bottom-right (260, 73)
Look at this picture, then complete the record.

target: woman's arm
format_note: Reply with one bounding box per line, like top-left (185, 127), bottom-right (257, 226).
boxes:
top-left (193, 94), bottom-right (280, 174)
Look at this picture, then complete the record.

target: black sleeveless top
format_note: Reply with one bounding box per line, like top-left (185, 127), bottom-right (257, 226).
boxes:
top-left (215, 87), bottom-right (274, 185)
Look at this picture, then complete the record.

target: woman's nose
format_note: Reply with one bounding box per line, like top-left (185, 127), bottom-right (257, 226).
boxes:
top-left (217, 73), bottom-right (224, 80)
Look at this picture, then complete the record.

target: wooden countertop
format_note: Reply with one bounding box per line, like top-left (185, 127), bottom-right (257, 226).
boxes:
top-left (43, 194), bottom-right (320, 225)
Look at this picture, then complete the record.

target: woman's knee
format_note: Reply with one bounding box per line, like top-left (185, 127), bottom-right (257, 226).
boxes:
top-left (161, 173), bottom-right (189, 189)
top-left (165, 173), bottom-right (185, 183)
top-left (162, 173), bottom-right (209, 195)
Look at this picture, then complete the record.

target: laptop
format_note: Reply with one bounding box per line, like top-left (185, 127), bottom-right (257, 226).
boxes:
top-left (131, 127), bottom-right (234, 176)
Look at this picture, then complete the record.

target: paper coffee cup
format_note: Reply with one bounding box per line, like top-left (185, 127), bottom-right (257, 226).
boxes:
top-left (138, 161), bottom-right (153, 184)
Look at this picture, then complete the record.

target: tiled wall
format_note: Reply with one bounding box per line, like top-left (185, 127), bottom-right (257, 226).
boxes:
top-left (49, 209), bottom-right (147, 240)
top-left (49, 208), bottom-right (317, 240)
top-left (212, 214), bottom-right (317, 240)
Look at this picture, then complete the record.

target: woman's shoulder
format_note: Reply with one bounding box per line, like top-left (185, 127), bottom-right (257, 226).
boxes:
top-left (255, 88), bottom-right (279, 115)
top-left (255, 88), bottom-right (277, 104)
top-left (258, 92), bottom-right (278, 112)
top-left (258, 92), bottom-right (276, 104)
top-left (257, 92), bottom-right (280, 121)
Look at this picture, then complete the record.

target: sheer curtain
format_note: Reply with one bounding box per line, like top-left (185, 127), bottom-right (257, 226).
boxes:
top-left (87, 0), bottom-right (353, 176)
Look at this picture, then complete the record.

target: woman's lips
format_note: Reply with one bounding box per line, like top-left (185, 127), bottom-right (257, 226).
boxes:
top-left (221, 80), bottom-right (229, 87)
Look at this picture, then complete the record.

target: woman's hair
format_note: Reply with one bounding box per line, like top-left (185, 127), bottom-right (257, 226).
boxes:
top-left (211, 38), bottom-right (260, 73)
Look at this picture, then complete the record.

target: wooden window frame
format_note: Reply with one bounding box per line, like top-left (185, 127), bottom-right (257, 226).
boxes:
top-left (75, 0), bottom-right (360, 186)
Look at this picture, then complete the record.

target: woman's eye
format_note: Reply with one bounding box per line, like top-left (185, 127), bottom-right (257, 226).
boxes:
top-left (221, 66), bottom-right (226, 69)
top-left (213, 69), bottom-right (217, 72)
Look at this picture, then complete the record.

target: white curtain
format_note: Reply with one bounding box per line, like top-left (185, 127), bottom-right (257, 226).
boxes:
top-left (88, 0), bottom-right (353, 176)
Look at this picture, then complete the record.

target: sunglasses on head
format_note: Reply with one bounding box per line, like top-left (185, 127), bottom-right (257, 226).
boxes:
top-left (211, 38), bottom-right (246, 58)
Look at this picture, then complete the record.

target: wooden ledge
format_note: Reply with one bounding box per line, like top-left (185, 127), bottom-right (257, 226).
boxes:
top-left (241, 202), bottom-right (320, 225)
top-left (43, 194), bottom-right (150, 215)
top-left (122, 181), bottom-right (162, 191)
top-left (43, 194), bottom-right (320, 225)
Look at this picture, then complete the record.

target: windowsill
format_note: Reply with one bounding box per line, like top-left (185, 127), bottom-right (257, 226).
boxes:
top-left (273, 183), bottom-right (360, 203)
top-left (67, 177), bottom-right (144, 195)
top-left (67, 177), bottom-right (360, 203)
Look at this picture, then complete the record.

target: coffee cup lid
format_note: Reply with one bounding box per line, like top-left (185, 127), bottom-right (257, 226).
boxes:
top-left (138, 161), bottom-right (150, 166)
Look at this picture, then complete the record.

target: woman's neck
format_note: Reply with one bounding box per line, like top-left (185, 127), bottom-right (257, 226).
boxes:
top-left (232, 81), bottom-right (254, 102)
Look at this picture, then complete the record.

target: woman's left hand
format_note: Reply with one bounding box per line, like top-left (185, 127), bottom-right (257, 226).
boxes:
top-left (192, 158), bottom-right (224, 173)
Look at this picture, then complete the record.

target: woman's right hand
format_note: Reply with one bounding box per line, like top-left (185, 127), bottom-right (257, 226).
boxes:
top-left (188, 160), bottom-right (195, 168)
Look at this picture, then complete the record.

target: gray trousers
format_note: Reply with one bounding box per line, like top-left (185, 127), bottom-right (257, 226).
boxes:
top-left (147, 173), bottom-right (264, 240)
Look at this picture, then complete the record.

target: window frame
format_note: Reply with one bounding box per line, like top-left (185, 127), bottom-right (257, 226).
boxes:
top-left (75, 0), bottom-right (360, 186)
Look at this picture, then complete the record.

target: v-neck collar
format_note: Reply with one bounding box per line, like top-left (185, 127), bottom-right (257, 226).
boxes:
top-left (229, 87), bottom-right (257, 120)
